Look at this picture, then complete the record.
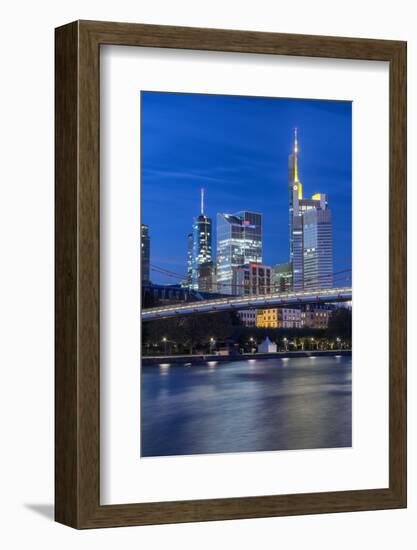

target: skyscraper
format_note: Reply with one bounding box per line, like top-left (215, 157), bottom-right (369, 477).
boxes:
top-left (216, 211), bottom-right (262, 294)
top-left (141, 224), bottom-right (150, 284)
top-left (288, 129), bottom-right (333, 290)
top-left (191, 188), bottom-right (213, 290)
top-left (303, 201), bottom-right (333, 289)
top-left (186, 232), bottom-right (193, 287)
top-left (288, 128), bottom-right (304, 290)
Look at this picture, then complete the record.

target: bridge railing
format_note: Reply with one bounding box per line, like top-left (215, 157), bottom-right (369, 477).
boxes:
top-left (142, 286), bottom-right (352, 315)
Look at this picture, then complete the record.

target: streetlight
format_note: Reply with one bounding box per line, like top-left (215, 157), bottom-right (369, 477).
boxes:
top-left (162, 336), bottom-right (167, 355)
top-left (209, 337), bottom-right (215, 354)
top-left (336, 337), bottom-right (341, 350)
top-left (311, 337), bottom-right (315, 350)
top-left (283, 337), bottom-right (288, 352)
top-left (249, 337), bottom-right (255, 353)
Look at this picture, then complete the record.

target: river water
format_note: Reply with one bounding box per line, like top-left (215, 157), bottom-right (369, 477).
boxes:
top-left (141, 355), bottom-right (352, 457)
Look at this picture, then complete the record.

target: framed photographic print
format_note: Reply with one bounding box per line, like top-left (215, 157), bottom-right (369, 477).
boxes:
top-left (55, 20), bottom-right (406, 528)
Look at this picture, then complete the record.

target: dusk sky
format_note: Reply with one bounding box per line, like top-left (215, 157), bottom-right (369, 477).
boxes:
top-left (141, 91), bottom-right (352, 286)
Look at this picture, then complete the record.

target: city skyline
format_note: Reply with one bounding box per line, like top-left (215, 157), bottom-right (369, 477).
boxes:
top-left (141, 91), bottom-right (352, 286)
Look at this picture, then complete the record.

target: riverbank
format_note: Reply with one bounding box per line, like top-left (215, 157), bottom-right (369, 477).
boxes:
top-left (142, 349), bottom-right (352, 366)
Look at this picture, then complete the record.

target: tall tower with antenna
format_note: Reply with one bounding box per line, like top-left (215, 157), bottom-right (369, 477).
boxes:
top-left (191, 188), bottom-right (213, 290)
top-left (288, 127), bottom-right (304, 290)
top-left (288, 128), bottom-right (333, 291)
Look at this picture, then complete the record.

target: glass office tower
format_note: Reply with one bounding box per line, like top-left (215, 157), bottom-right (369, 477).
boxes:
top-left (216, 211), bottom-right (262, 294)
top-left (303, 205), bottom-right (333, 289)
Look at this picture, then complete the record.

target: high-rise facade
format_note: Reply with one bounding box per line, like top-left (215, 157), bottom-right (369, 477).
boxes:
top-left (141, 224), bottom-right (150, 284)
top-left (274, 262), bottom-right (293, 292)
top-left (186, 232), bottom-right (193, 287)
top-left (288, 129), bottom-right (333, 290)
top-left (303, 203), bottom-right (333, 289)
top-left (216, 211), bottom-right (262, 294)
top-left (231, 263), bottom-right (273, 296)
top-left (197, 261), bottom-right (216, 292)
top-left (191, 188), bottom-right (213, 290)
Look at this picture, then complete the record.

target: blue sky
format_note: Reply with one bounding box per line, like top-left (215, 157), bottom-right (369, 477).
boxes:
top-left (141, 91), bottom-right (352, 286)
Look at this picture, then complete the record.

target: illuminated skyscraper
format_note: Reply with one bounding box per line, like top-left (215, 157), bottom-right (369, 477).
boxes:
top-left (191, 188), bottom-right (213, 290)
top-left (186, 232), bottom-right (193, 287)
top-left (288, 128), bottom-right (304, 290)
top-left (288, 129), bottom-right (333, 290)
top-left (216, 211), bottom-right (262, 294)
top-left (303, 200), bottom-right (333, 289)
top-left (141, 224), bottom-right (150, 284)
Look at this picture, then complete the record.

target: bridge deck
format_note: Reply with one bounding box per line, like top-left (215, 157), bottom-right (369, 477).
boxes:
top-left (142, 286), bottom-right (352, 321)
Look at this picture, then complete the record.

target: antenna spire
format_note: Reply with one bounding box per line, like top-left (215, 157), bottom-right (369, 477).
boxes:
top-left (200, 187), bottom-right (205, 215)
top-left (292, 128), bottom-right (303, 199)
top-left (293, 127), bottom-right (299, 180)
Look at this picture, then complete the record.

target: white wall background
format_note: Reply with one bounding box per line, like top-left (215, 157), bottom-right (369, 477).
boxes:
top-left (0, 0), bottom-right (414, 547)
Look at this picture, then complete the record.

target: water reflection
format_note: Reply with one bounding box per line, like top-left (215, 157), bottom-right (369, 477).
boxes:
top-left (141, 356), bottom-right (352, 457)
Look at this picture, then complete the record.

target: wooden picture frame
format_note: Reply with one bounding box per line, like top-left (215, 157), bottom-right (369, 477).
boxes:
top-left (55, 20), bottom-right (407, 528)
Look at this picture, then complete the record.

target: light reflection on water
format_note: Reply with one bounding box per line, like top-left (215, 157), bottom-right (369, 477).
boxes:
top-left (141, 356), bottom-right (352, 457)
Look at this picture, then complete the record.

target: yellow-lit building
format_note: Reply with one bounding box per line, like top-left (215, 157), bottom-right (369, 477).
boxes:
top-left (256, 308), bottom-right (279, 328)
top-left (256, 308), bottom-right (302, 328)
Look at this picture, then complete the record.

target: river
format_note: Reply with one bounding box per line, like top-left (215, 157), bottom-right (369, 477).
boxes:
top-left (141, 355), bottom-right (352, 457)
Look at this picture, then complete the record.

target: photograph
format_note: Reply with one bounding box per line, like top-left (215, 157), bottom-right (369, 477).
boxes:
top-left (140, 91), bottom-right (352, 458)
top-left (0, 0), bottom-right (409, 539)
